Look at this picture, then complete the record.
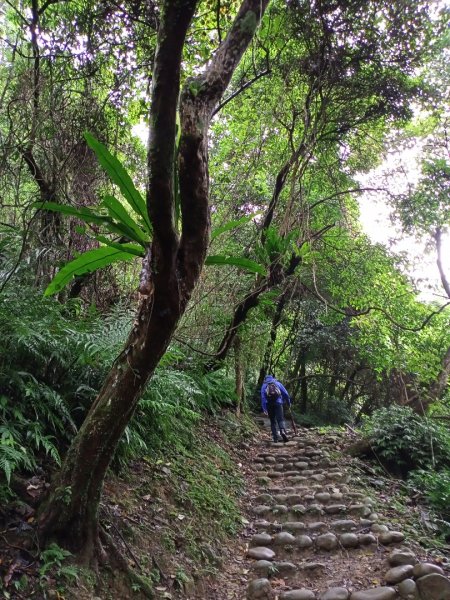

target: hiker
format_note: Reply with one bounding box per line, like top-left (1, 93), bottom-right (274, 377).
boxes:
top-left (261, 374), bottom-right (291, 443)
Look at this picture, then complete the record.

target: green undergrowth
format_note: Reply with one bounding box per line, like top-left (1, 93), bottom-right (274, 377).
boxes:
top-left (0, 283), bottom-right (256, 597)
top-left (84, 412), bottom-right (254, 600)
top-left (359, 405), bottom-right (450, 542)
top-left (0, 283), bottom-right (241, 496)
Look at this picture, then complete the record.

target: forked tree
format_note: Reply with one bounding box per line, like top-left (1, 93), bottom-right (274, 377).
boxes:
top-left (37, 0), bottom-right (269, 561)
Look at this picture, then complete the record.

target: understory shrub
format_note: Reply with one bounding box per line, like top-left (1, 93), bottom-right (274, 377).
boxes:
top-left (0, 284), bottom-right (134, 487)
top-left (115, 369), bottom-right (236, 468)
top-left (0, 283), bottom-right (238, 485)
top-left (363, 405), bottom-right (450, 475)
top-left (409, 468), bottom-right (450, 538)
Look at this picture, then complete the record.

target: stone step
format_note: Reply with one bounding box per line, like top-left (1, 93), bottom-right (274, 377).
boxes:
top-left (253, 518), bottom-right (378, 538)
top-left (260, 471), bottom-right (349, 484)
top-left (245, 429), bottom-right (450, 600)
top-left (251, 504), bottom-right (374, 522)
top-left (253, 492), bottom-right (374, 512)
top-left (248, 571), bottom-right (450, 600)
top-left (248, 527), bottom-right (403, 554)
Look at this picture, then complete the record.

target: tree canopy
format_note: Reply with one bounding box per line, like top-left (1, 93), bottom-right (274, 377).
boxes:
top-left (0, 0), bottom-right (449, 577)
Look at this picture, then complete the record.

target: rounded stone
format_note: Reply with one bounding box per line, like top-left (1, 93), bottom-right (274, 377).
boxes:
top-left (360, 519), bottom-right (374, 528)
top-left (247, 547), bottom-right (276, 561)
top-left (252, 560), bottom-right (272, 577)
top-left (388, 551), bottom-right (418, 567)
top-left (279, 590), bottom-right (316, 600)
top-left (328, 472), bottom-right (345, 480)
top-left (350, 504), bottom-right (372, 516)
top-left (247, 578), bottom-right (273, 599)
top-left (316, 532), bottom-right (338, 551)
top-left (397, 578), bottom-right (417, 599)
top-left (316, 492), bottom-right (331, 503)
top-left (332, 520), bottom-right (357, 532)
top-left (371, 524), bottom-right (389, 533)
top-left (319, 588), bottom-right (350, 600)
top-left (348, 503), bottom-right (364, 512)
top-left (295, 462), bottom-right (309, 469)
top-left (251, 533), bottom-right (273, 547)
top-left (325, 504), bottom-right (347, 514)
top-left (273, 504), bottom-right (289, 514)
top-left (331, 492), bottom-right (344, 501)
top-left (415, 573), bottom-right (450, 599)
top-left (255, 494), bottom-right (274, 504)
top-left (291, 504), bottom-right (307, 514)
top-left (385, 564), bottom-right (414, 584)
top-left (358, 534), bottom-right (377, 545)
top-left (308, 521), bottom-right (327, 532)
top-left (286, 494), bottom-right (304, 505)
top-left (350, 587), bottom-right (397, 600)
top-left (378, 531), bottom-right (405, 545)
top-left (265, 456), bottom-right (276, 463)
top-left (273, 532), bottom-right (296, 546)
top-left (339, 533), bottom-right (359, 548)
top-left (296, 535), bottom-right (313, 548)
top-left (412, 563), bottom-right (445, 578)
top-left (253, 505), bottom-right (272, 516)
top-left (276, 494), bottom-right (288, 503)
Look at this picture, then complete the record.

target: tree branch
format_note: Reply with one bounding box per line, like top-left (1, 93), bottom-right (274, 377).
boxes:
top-left (302, 282), bottom-right (450, 332)
top-left (212, 68), bottom-right (271, 116)
top-left (178, 0), bottom-right (270, 292)
top-left (147, 0), bottom-right (198, 263)
top-left (434, 227), bottom-right (450, 299)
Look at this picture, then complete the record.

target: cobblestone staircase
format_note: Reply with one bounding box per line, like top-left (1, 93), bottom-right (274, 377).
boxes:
top-left (244, 423), bottom-right (450, 600)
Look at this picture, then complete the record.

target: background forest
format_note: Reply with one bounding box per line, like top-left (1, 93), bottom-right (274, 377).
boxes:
top-left (0, 0), bottom-right (450, 595)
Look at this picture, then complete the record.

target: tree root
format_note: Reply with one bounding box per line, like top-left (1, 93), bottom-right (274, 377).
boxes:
top-left (99, 527), bottom-right (154, 598)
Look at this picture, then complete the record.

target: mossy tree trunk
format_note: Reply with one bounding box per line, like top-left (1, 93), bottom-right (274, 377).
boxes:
top-left (38, 0), bottom-right (270, 560)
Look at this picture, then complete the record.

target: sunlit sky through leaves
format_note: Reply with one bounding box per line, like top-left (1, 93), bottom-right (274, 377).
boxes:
top-left (132, 119), bottom-right (449, 304)
top-left (357, 142), bottom-right (450, 304)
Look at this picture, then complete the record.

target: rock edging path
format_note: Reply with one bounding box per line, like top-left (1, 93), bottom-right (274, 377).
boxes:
top-left (238, 422), bottom-right (450, 600)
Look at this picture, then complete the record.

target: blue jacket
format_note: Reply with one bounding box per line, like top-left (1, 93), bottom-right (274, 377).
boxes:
top-left (261, 375), bottom-right (291, 412)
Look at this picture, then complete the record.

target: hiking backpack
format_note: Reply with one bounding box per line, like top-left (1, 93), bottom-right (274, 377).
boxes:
top-left (266, 382), bottom-right (281, 401)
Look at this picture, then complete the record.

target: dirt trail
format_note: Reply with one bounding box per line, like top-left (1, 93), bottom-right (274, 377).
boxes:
top-left (207, 419), bottom-right (450, 600)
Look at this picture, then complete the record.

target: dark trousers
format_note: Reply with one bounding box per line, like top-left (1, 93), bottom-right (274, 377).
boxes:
top-left (267, 401), bottom-right (286, 441)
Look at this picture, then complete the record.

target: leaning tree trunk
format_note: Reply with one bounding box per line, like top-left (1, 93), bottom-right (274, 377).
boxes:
top-left (234, 335), bottom-right (245, 416)
top-left (38, 0), bottom-right (270, 560)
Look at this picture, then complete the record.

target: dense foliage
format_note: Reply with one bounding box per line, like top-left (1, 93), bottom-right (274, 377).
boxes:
top-left (0, 0), bottom-right (449, 575)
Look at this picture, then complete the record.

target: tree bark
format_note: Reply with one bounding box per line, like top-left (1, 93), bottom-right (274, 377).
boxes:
top-left (257, 289), bottom-right (289, 387)
top-left (38, 0), bottom-right (270, 559)
top-left (234, 334), bottom-right (244, 416)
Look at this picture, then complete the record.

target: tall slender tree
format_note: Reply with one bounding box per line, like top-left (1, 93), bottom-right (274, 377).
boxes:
top-left (37, 0), bottom-right (270, 560)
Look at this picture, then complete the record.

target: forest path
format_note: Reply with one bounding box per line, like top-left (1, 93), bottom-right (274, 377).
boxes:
top-left (207, 420), bottom-right (450, 600)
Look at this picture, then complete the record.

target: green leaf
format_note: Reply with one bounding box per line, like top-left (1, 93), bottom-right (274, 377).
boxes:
top-left (101, 195), bottom-right (149, 245)
top-left (44, 246), bottom-right (138, 296)
top-left (84, 132), bottom-right (152, 232)
top-left (205, 255), bottom-right (266, 275)
top-left (35, 201), bottom-right (146, 243)
top-left (210, 212), bottom-right (260, 241)
top-left (94, 235), bottom-right (144, 257)
top-left (34, 201), bottom-right (109, 226)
